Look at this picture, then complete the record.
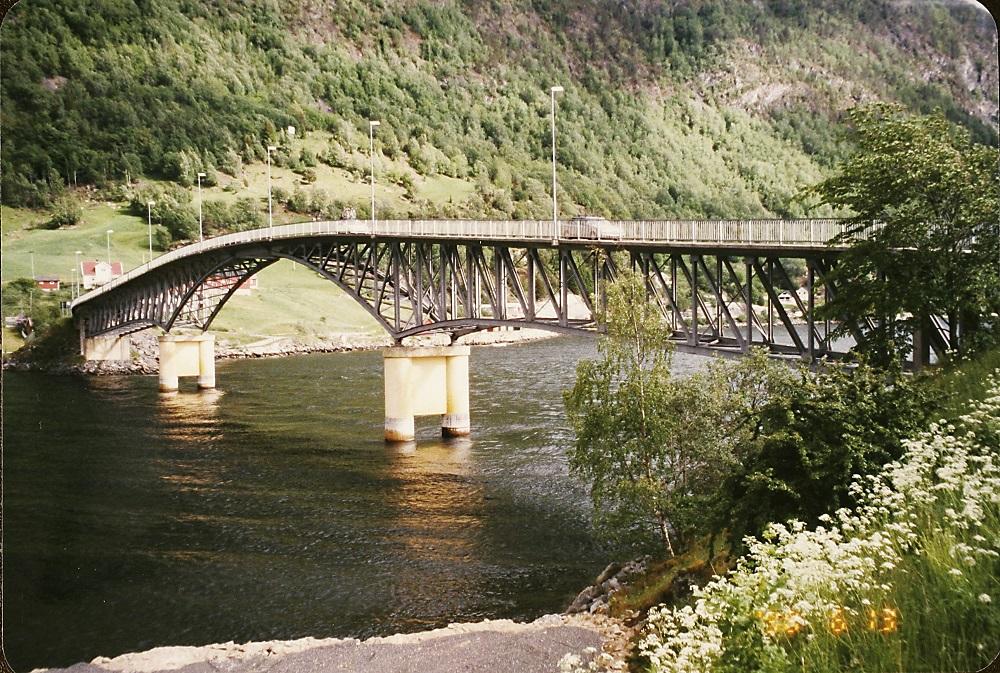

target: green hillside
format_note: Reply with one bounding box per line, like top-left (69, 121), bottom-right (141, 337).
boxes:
top-left (2, 0), bottom-right (996, 218)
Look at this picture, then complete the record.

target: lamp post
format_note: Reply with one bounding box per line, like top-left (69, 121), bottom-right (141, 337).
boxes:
top-left (106, 229), bottom-right (114, 265)
top-left (549, 86), bottom-right (564, 243)
top-left (369, 120), bottom-right (380, 231)
top-left (267, 146), bottom-right (277, 238)
top-left (147, 201), bottom-right (155, 261)
top-left (71, 267), bottom-right (77, 300)
top-left (75, 251), bottom-right (82, 296)
top-left (197, 172), bottom-right (206, 242)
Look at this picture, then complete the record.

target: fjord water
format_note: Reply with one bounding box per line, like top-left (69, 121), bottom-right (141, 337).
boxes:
top-left (4, 336), bottom-right (707, 669)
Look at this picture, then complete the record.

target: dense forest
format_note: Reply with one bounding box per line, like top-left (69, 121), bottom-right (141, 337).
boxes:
top-left (2, 0), bottom-right (997, 220)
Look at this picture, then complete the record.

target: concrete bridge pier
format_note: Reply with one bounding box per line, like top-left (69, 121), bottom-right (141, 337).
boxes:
top-left (158, 333), bottom-right (216, 392)
top-left (81, 334), bottom-right (131, 361)
top-left (383, 345), bottom-right (471, 442)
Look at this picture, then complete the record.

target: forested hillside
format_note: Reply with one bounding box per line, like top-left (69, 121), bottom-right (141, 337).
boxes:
top-left (2, 0), bottom-right (997, 220)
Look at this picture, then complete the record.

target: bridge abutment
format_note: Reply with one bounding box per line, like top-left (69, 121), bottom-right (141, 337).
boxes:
top-left (158, 334), bottom-right (216, 392)
top-left (383, 345), bottom-right (471, 442)
top-left (81, 334), bottom-right (131, 361)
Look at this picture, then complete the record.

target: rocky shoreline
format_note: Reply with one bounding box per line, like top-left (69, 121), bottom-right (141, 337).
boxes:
top-left (2, 327), bottom-right (560, 376)
top-left (567, 557), bottom-right (650, 618)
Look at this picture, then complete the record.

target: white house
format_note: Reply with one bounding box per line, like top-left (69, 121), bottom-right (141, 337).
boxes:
top-left (81, 260), bottom-right (124, 289)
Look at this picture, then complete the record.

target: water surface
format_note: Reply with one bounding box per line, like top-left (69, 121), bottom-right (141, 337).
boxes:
top-left (4, 336), bottom-right (708, 669)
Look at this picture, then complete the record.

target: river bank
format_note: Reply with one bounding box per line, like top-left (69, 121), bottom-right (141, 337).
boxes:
top-left (1, 325), bottom-right (559, 376)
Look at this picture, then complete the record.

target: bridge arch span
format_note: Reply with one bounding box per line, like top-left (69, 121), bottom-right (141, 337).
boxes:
top-left (72, 218), bottom-right (935, 361)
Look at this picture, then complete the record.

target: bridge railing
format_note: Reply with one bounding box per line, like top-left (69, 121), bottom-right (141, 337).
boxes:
top-left (72, 217), bottom-right (860, 308)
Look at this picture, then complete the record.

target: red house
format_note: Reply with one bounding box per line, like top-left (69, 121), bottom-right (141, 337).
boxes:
top-left (34, 275), bottom-right (61, 292)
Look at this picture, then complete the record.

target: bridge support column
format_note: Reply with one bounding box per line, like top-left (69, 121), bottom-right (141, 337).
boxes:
top-left (443, 350), bottom-right (471, 437)
top-left (82, 334), bottom-right (131, 361)
top-left (383, 345), bottom-right (471, 442)
top-left (158, 334), bottom-right (215, 392)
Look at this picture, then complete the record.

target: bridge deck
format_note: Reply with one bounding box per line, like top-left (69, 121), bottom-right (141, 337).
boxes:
top-left (72, 218), bottom-right (855, 308)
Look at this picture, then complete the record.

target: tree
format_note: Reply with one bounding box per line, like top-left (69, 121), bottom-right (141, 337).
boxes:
top-left (810, 104), bottom-right (1000, 365)
top-left (1, 277), bottom-right (68, 335)
top-left (564, 271), bottom-right (738, 555)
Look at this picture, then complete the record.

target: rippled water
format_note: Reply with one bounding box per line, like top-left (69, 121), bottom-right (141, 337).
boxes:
top-left (4, 336), bottom-right (709, 670)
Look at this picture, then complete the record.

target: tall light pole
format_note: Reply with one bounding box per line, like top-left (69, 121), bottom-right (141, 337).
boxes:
top-left (147, 201), bottom-right (155, 261)
top-left (267, 146), bottom-right (277, 238)
top-left (550, 86), bottom-right (564, 243)
top-left (106, 229), bottom-right (114, 265)
top-left (197, 172), bottom-right (206, 242)
top-left (369, 120), bottom-right (380, 231)
top-left (71, 267), bottom-right (77, 300)
top-left (75, 250), bottom-right (82, 296)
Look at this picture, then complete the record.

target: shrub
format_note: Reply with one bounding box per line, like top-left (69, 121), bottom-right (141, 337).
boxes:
top-left (45, 194), bottom-right (84, 229)
top-left (151, 224), bottom-right (171, 250)
top-left (718, 362), bottom-right (938, 546)
top-left (635, 378), bottom-right (1000, 673)
top-left (230, 197), bottom-right (263, 230)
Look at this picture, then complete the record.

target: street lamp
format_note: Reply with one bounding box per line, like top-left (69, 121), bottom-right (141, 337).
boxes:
top-left (75, 251), bottom-right (82, 296)
top-left (71, 267), bottom-right (77, 300)
top-left (147, 201), bottom-right (155, 261)
top-left (369, 120), bottom-right (380, 230)
top-left (106, 229), bottom-right (114, 266)
top-left (266, 146), bottom-right (277, 238)
top-left (197, 172), bottom-right (207, 242)
top-left (549, 85), bottom-right (564, 243)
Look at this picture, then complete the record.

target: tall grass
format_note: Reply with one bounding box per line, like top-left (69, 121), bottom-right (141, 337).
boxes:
top-left (635, 374), bottom-right (1000, 673)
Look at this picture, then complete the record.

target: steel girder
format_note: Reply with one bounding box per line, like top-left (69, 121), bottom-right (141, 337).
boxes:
top-left (74, 235), bottom-right (933, 361)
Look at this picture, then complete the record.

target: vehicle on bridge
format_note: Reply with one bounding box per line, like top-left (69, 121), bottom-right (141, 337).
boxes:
top-left (562, 216), bottom-right (623, 240)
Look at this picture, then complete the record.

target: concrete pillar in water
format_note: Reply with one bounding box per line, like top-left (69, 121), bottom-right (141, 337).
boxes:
top-left (384, 354), bottom-right (415, 442)
top-left (158, 333), bottom-right (215, 392)
top-left (443, 351), bottom-right (471, 437)
top-left (198, 335), bottom-right (216, 389)
top-left (82, 334), bottom-right (131, 361)
top-left (159, 337), bottom-right (179, 392)
top-left (383, 345), bottom-right (471, 442)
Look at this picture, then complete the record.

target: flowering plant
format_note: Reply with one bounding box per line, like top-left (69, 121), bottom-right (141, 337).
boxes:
top-left (637, 375), bottom-right (1000, 673)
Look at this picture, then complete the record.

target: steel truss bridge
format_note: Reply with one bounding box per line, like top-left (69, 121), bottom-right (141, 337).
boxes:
top-left (70, 218), bottom-right (951, 362)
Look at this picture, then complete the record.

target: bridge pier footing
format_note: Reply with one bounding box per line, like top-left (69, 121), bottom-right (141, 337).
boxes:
top-left (158, 334), bottom-right (215, 392)
top-left (383, 345), bottom-right (471, 442)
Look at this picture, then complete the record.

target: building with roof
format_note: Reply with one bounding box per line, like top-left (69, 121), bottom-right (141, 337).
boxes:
top-left (81, 261), bottom-right (124, 290)
top-left (34, 275), bottom-right (61, 292)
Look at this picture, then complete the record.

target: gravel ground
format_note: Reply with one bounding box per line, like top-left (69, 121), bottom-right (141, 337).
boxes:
top-left (36, 615), bottom-right (608, 673)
